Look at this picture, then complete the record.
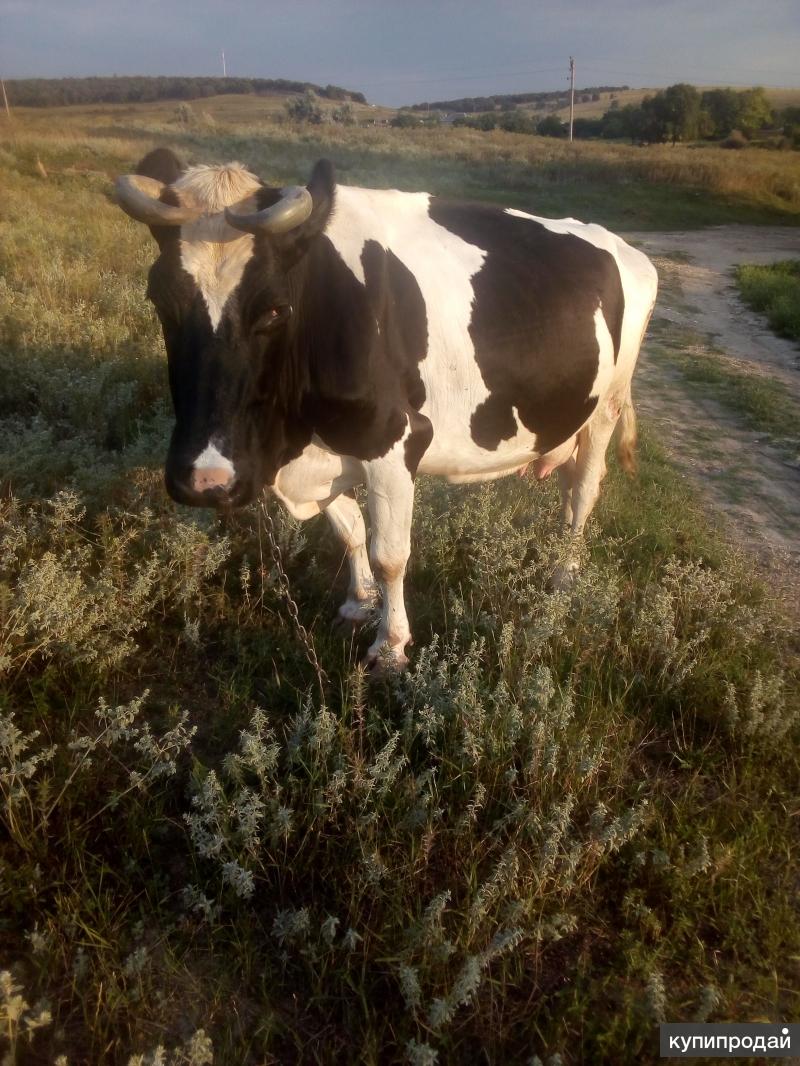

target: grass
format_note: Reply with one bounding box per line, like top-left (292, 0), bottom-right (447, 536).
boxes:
top-left (3, 98), bottom-right (800, 229)
top-left (735, 260), bottom-right (800, 344)
top-left (1, 112), bottom-right (799, 1065)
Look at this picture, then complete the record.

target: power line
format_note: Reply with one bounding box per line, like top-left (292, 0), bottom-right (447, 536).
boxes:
top-left (580, 58), bottom-right (800, 79)
top-left (353, 67), bottom-right (566, 89)
top-left (578, 64), bottom-right (798, 89)
top-left (352, 65), bottom-right (799, 104)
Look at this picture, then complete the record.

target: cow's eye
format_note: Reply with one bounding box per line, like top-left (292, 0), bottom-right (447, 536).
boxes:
top-left (251, 304), bottom-right (291, 336)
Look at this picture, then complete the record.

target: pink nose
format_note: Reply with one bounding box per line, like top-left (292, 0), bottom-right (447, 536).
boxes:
top-left (191, 467), bottom-right (234, 493)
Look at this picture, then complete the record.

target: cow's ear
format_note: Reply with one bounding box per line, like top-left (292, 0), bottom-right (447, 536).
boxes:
top-left (273, 159), bottom-right (335, 266)
top-left (128, 149), bottom-right (185, 249)
top-left (134, 148), bottom-right (184, 185)
top-left (304, 158), bottom-right (335, 236)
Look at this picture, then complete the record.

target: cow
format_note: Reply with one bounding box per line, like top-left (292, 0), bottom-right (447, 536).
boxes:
top-left (115, 148), bottom-right (658, 671)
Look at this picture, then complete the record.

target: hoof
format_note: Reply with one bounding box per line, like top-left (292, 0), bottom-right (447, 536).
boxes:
top-left (363, 646), bottom-right (410, 677)
top-left (547, 561), bottom-right (579, 592)
top-left (335, 598), bottom-right (379, 632)
top-left (332, 614), bottom-right (361, 635)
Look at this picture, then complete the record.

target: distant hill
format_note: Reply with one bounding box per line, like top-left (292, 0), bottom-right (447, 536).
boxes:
top-left (408, 86), bottom-right (629, 113)
top-left (5, 75), bottom-right (367, 108)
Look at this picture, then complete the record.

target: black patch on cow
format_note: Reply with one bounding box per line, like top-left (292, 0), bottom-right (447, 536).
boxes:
top-left (360, 245), bottom-right (433, 474)
top-left (428, 200), bottom-right (625, 453)
top-left (360, 240), bottom-right (428, 413)
top-left (269, 231), bottom-right (431, 469)
top-left (405, 408), bottom-right (435, 475)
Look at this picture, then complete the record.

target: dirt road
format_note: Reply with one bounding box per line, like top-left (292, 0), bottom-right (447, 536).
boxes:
top-left (622, 226), bottom-right (800, 601)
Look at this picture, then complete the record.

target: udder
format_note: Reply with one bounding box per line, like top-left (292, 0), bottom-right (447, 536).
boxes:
top-left (525, 435), bottom-right (578, 480)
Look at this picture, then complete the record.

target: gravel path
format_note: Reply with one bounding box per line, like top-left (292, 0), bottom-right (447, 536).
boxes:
top-left (622, 226), bottom-right (800, 604)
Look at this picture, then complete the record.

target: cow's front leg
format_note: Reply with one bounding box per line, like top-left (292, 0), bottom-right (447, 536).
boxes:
top-left (323, 494), bottom-right (379, 626)
top-left (363, 446), bottom-right (416, 673)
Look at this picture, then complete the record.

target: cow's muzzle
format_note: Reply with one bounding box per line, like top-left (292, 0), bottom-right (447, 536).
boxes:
top-left (165, 465), bottom-right (255, 509)
top-left (191, 465), bottom-right (233, 495)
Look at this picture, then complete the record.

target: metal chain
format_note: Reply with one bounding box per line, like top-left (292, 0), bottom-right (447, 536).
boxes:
top-left (259, 501), bottom-right (329, 700)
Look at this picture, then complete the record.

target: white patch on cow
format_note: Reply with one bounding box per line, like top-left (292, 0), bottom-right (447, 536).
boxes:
top-left (193, 441), bottom-right (235, 477)
top-left (589, 304), bottom-right (616, 400)
top-left (172, 164), bottom-right (262, 330)
top-left (179, 235), bottom-right (255, 330)
top-left (505, 207), bottom-right (618, 253)
top-left (271, 440), bottom-right (363, 521)
top-left (173, 163), bottom-right (262, 214)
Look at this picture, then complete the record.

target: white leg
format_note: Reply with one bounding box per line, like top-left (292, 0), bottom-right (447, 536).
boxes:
top-left (550, 415), bottom-right (616, 590)
top-left (363, 440), bottom-right (416, 672)
top-left (557, 456), bottom-right (577, 529)
top-left (324, 494), bottom-right (379, 625)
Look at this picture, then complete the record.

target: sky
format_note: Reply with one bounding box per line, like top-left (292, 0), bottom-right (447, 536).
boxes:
top-left (2, 0), bottom-right (799, 106)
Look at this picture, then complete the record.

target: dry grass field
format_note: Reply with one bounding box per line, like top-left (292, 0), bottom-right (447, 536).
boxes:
top-left (0, 102), bottom-right (799, 1065)
top-left (17, 92), bottom-right (397, 127)
top-left (6, 97), bottom-right (800, 229)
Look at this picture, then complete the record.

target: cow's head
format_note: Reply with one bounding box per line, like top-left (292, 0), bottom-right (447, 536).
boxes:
top-left (116, 148), bottom-right (334, 507)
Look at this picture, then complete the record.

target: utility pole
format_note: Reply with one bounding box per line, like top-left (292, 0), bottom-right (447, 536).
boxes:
top-left (221, 50), bottom-right (227, 77)
top-left (1, 79), bottom-right (11, 121)
top-left (568, 56), bottom-right (575, 142)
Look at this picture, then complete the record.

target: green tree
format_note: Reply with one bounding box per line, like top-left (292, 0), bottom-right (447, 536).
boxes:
top-left (737, 88), bottom-right (773, 135)
top-left (636, 95), bottom-right (668, 142)
top-left (661, 83), bottom-right (702, 143)
top-left (602, 103), bottom-right (648, 142)
top-left (701, 88), bottom-right (741, 137)
top-left (499, 110), bottom-right (533, 134)
top-left (285, 90), bottom-right (324, 124)
top-left (332, 102), bottom-right (356, 125)
top-left (390, 110), bottom-right (419, 128)
top-left (572, 117), bottom-right (604, 138)
top-left (537, 114), bottom-right (566, 137)
top-left (473, 112), bottom-right (497, 131)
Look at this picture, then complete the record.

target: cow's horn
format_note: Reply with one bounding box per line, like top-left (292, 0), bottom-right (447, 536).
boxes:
top-left (115, 174), bottom-right (201, 226)
top-left (224, 185), bottom-right (313, 235)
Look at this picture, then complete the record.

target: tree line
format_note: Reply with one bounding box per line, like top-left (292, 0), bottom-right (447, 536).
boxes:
top-left (4, 76), bottom-right (366, 108)
top-left (578, 85), bottom-right (776, 143)
top-left (443, 85), bottom-right (796, 146)
top-left (408, 86), bottom-right (628, 113)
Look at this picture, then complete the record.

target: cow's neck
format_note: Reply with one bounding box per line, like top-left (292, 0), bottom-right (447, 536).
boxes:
top-left (275, 236), bottom-right (378, 453)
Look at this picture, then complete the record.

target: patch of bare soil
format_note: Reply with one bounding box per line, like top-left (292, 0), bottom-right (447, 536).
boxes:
top-left (622, 226), bottom-right (800, 608)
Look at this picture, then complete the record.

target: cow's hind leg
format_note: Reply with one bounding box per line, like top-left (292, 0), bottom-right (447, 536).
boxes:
top-left (550, 408), bottom-right (617, 590)
top-left (324, 494), bottom-right (379, 627)
top-left (556, 454), bottom-right (577, 529)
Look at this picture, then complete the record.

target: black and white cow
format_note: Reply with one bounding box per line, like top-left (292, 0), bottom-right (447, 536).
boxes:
top-left (115, 148), bottom-right (657, 670)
